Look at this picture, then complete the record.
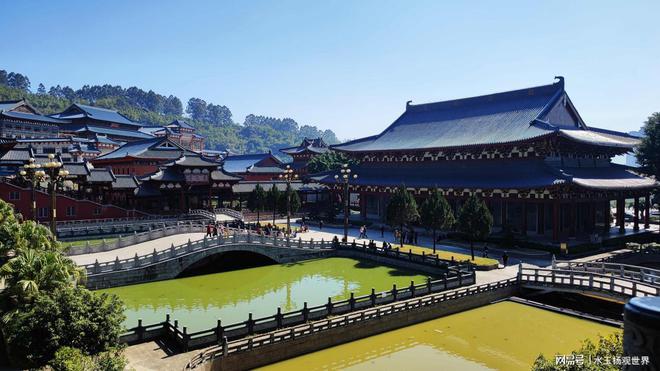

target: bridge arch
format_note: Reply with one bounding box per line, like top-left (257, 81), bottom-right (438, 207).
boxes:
top-left (177, 249), bottom-right (279, 277)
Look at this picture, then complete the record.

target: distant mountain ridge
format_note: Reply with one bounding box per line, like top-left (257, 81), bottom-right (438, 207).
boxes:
top-left (0, 68), bottom-right (339, 154)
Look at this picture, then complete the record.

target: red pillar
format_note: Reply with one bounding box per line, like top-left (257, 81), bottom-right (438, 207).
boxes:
top-left (617, 197), bottom-right (625, 234)
top-left (568, 201), bottom-right (576, 238)
top-left (522, 201), bottom-right (528, 235)
top-left (552, 199), bottom-right (559, 242)
top-left (644, 193), bottom-right (651, 229)
top-left (501, 199), bottom-right (507, 227)
top-left (603, 200), bottom-right (611, 234)
top-left (538, 202), bottom-right (545, 235)
top-left (633, 196), bottom-right (640, 231)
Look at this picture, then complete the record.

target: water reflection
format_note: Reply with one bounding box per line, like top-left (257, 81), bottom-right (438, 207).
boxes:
top-left (100, 257), bottom-right (429, 332)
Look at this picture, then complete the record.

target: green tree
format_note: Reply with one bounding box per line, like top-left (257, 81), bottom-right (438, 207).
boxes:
top-left (636, 112), bottom-right (660, 183)
top-left (3, 286), bottom-right (125, 368)
top-left (419, 188), bottom-right (455, 253)
top-left (532, 333), bottom-right (622, 371)
top-left (278, 184), bottom-right (301, 215)
top-left (307, 151), bottom-right (357, 174)
top-left (456, 195), bottom-right (493, 260)
top-left (247, 184), bottom-right (267, 224)
top-left (0, 248), bottom-right (86, 307)
top-left (386, 185), bottom-right (419, 247)
top-left (267, 184), bottom-right (281, 225)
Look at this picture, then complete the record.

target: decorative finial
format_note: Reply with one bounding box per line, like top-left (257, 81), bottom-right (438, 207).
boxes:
top-left (554, 76), bottom-right (565, 87)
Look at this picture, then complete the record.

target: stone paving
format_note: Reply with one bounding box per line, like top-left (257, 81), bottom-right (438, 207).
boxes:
top-left (70, 232), bottom-right (206, 266)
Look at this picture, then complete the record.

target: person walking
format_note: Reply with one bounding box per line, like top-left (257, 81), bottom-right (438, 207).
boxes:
top-left (206, 223), bottom-right (212, 237)
top-left (380, 225), bottom-right (385, 238)
top-left (319, 220), bottom-right (324, 230)
top-left (502, 251), bottom-right (509, 267)
top-left (482, 244), bottom-right (489, 258)
top-left (363, 225), bottom-right (368, 239)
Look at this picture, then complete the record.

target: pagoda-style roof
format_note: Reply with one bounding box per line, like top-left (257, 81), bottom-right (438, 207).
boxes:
top-left (332, 78), bottom-right (639, 153)
top-left (280, 137), bottom-right (329, 155)
top-left (52, 103), bottom-right (139, 127)
top-left (223, 152), bottom-right (282, 173)
top-left (73, 125), bottom-right (153, 140)
top-left (111, 175), bottom-right (139, 190)
top-left (94, 137), bottom-right (193, 161)
top-left (88, 168), bottom-right (116, 183)
top-left (166, 119), bottom-right (195, 131)
top-left (316, 160), bottom-right (657, 191)
top-left (168, 154), bottom-right (220, 168)
top-left (0, 99), bottom-right (70, 125)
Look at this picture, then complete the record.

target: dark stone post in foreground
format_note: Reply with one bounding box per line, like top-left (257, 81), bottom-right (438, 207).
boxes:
top-left (623, 296), bottom-right (660, 370)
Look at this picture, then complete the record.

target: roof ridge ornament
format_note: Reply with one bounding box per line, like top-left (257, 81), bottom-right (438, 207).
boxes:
top-left (554, 76), bottom-right (565, 88)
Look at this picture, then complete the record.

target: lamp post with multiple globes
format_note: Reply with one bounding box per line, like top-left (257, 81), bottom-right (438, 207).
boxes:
top-left (278, 165), bottom-right (298, 234)
top-left (334, 164), bottom-right (358, 243)
top-left (41, 154), bottom-right (70, 235)
top-left (18, 157), bottom-right (46, 221)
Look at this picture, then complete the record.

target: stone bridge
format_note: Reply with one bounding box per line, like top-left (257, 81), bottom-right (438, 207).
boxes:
top-left (518, 263), bottom-right (660, 302)
top-left (84, 233), bottom-right (335, 289)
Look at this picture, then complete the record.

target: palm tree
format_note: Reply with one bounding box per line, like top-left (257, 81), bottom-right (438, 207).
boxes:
top-left (0, 249), bottom-right (85, 304)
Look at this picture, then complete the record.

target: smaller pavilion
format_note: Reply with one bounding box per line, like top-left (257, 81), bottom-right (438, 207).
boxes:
top-left (279, 137), bottom-right (329, 175)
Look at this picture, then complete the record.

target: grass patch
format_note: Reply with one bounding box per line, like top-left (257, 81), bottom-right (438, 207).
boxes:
top-left (60, 237), bottom-right (118, 248)
top-left (398, 244), bottom-right (499, 267)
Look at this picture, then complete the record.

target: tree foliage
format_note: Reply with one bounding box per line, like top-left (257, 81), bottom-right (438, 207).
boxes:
top-left (307, 151), bottom-right (357, 174)
top-left (532, 333), bottom-right (623, 371)
top-left (636, 112), bottom-right (660, 184)
top-left (278, 183), bottom-right (301, 215)
top-left (418, 188), bottom-right (455, 251)
top-left (51, 346), bottom-right (127, 371)
top-left (386, 185), bottom-right (419, 245)
top-left (3, 286), bottom-right (125, 368)
top-left (456, 195), bottom-right (493, 260)
top-left (247, 184), bottom-right (267, 223)
top-left (0, 68), bottom-right (340, 154)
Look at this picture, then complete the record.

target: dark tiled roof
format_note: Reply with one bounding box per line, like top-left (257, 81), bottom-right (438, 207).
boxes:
top-left (75, 125), bottom-right (154, 139)
top-left (111, 175), bottom-right (139, 189)
top-left (88, 168), bottom-right (116, 183)
top-left (167, 119), bottom-right (195, 130)
top-left (211, 169), bottom-right (242, 182)
top-left (247, 165), bottom-right (284, 174)
top-left (170, 155), bottom-right (220, 167)
top-left (94, 137), bottom-right (189, 161)
top-left (333, 82), bottom-right (567, 152)
top-left (62, 162), bottom-right (92, 176)
top-left (0, 147), bottom-right (33, 162)
top-left (316, 160), bottom-right (656, 191)
top-left (223, 153), bottom-right (281, 173)
top-left (280, 137), bottom-right (329, 155)
top-left (1, 110), bottom-right (70, 124)
top-left (54, 103), bottom-right (139, 127)
top-left (142, 168), bottom-right (185, 182)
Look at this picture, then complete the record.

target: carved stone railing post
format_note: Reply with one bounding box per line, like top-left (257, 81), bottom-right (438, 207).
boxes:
top-left (93, 259), bottom-right (100, 274)
top-left (113, 256), bottom-right (121, 271)
top-left (152, 248), bottom-right (158, 263)
top-left (187, 239), bottom-right (193, 253)
top-left (170, 243), bottom-right (176, 257)
top-left (133, 253), bottom-right (140, 268)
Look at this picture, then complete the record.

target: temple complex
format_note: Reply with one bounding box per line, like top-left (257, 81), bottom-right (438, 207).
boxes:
top-left (280, 137), bottom-right (329, 175)
top-left (322, 77), bottom-right (657, 243)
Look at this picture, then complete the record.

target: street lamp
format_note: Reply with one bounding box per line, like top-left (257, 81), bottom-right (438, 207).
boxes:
top-left (334, 164), bottom-right (358, 243)
top-left (278, 164), bottom-right (298, 234)
top-left (41, 154), bottom-right (70, 235)
top-left (19, 157), bottom-right (45, 221)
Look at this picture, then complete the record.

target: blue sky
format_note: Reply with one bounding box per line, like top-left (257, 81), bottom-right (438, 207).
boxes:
top-left (2, 0), bottom-right (658, 140)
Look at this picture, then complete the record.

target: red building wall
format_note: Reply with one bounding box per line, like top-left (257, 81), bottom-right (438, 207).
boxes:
top-left (0, 182), bottom-right (147, 221)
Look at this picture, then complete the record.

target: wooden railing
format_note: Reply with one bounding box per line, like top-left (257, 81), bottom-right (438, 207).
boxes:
top-left (518, 266), bottom-right (660, 298)
top-left (184, 277), bottom-right (513, 369)
top-left (553, 260), bottom-right (660, 286)
top-left (65, 221), bottom-right (208, 255)
top-left (121, 269), bottom-right (477, 354)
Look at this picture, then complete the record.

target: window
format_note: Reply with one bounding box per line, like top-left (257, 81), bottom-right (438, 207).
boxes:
top-left (9, 191), bottom-right (20, 200)
top-left (38, 207), bottom-right (49, 218)
top-left (43, 147), bottom-right (56, 154)
top-left (66, 206), bottom-right (76, 216)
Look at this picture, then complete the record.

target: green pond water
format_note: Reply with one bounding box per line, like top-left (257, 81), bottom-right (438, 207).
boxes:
top-left (260, 301), bottom-right (619, 371)
top-left (100, 257), bottom-right (430, 332)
